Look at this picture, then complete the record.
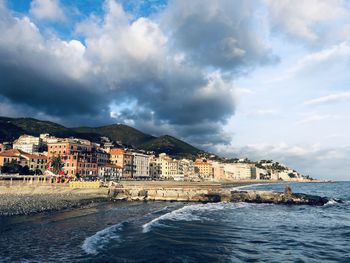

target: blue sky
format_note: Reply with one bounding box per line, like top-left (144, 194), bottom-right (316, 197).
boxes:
top-left (1, 0), bottom-right (350, 180)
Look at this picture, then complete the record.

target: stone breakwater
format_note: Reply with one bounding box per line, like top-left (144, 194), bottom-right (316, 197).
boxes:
top-left (108, 182), bottom-right (331, 206)
top-left (0, 181), bottom-right (333, 216)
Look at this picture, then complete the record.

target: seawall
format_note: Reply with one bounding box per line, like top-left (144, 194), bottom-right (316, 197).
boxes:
top-left (108, 181), bottom-right (330, 205)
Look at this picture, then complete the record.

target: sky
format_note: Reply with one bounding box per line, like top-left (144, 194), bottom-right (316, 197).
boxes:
top-left (0, 0), bottom-right (350, 180)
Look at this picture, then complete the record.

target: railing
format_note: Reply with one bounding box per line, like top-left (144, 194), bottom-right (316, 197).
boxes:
top-left (69, 181), bottom-right (101, 188)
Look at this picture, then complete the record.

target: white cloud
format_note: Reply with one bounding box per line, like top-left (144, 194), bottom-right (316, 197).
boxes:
top-left (265, 0), bottom-right (347, 42)
top-left (30, 0), bottom-right (65, 21)
top-left (296, 114), bottom-right (338, 125)
top-left (271, 42), bottom-right (350, 82)
top-left (247, 109), bottom-right (278, 117)
top-left (304, 91), bottom-right (350, 106)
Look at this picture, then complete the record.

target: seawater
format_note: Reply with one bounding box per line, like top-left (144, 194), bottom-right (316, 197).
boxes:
top-left (0, 182), bottom-right (349, 262)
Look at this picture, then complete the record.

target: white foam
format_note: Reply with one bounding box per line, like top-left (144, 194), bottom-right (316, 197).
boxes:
top-left (142, 202), bottom-right (249, 233)
top-left (231, 183), bottom-right (281, 190)
top-left (324, 198), bottom-right (345, 206)
top-left (82, 223), bottom-right (123, 255)
top-left (326, 199), bottom-right (339, 205)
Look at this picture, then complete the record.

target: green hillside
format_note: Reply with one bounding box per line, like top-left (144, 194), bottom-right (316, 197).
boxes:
top-left (140, 135), bottom-right (202, 158)
top-left (0, 117), bottom-right (202, 157)
top-left (73, 124), bottom-right (155, 147)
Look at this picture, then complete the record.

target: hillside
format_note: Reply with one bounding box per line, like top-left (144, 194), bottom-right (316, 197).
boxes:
top-left (73, 124), bottom-right (155, 147)
top-left (0, 117), bottom-right (202, 157)
top-left (140, 135), bottom-right (202, 158)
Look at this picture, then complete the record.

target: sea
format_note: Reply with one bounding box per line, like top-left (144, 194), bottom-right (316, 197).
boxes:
top-left (0, 182), bottom-right (349, 263)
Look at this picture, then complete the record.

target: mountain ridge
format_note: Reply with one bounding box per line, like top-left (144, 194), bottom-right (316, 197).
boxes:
top-left (0, 116), bottom-right (202, 158)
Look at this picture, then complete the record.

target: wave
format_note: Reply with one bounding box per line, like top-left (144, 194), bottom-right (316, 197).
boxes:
top-left (325, 199), bottom-right (339, 206)
top-left (324, 198), bottom-right (349, 206)
top-left (142, 202), bottom-right (250, 233)
top-left (82, 223), bottom-right (124, 255)
top-left (231, 182), bottom-right (284, 190)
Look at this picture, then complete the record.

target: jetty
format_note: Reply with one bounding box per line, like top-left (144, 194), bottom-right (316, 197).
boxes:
top-left (107, 181), bottom-right (330, 206)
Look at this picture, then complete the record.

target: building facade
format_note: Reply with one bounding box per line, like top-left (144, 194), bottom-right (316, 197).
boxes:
top-left (194, 160), bottom-right (213, 180)
top-left (223, 163), bottom-right (254, 180)
top-left (13, 135), bottom-right (42, 154)
top-left (47, 138), bottom-right (98, 178)
top-left (98, 164), bottom-right (122, 181)
top-left (132, 152), bottom-right (150, 178)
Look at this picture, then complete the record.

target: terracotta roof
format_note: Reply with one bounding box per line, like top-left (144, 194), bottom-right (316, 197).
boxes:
top-left (194, 161), bottom-right (212, 166)
top-left (0, 149), bottom-right (25, 157)
top-left (0, 149), bottom-right (46, 159)
top-left (110, 148), bottom-right (125, 155)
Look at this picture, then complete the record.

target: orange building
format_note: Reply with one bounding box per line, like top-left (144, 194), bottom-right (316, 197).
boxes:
top-left (47, 139), bottom-right (97, 177)
top-left (110, 148), bottom-right (125, 167)
top-left (194, 160), bottom-right (213, 180)
top-left (0, 149), bottom-right (47, 174)
top-left (0, 149), bottom-right (21, 167)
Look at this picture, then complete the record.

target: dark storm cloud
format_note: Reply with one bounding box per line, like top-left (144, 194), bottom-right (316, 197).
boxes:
top-left (0, 2), bottom-right (110, 124)
top-left (0, 50), bottom-right (105, 116)
top-left (0, 0), bottom-right (273, 146)
top-left (160, 0), bottom-right (277, 71)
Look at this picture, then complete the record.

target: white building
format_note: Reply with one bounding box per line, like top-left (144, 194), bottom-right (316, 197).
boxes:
top-left (98, 164), bottom-right (122, 181)
top-left (223, 163), bottom-right (254, 180)
top-left (132, 152), bottom-right (150, 178)
top-left (13, 135), bottom-right (42, 154)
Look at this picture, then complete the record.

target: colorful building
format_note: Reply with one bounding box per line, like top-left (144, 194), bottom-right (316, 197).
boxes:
top-left (47, 138), bottom-right (98, 178)
top-left (194, 160), bottom-right (213, 180)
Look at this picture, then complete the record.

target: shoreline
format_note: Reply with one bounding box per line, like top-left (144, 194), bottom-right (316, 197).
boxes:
top-left (0, 180), bottom-right (330, 216)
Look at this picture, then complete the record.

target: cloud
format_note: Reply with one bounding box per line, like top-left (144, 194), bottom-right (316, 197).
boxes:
top-left (30, 0), bottom-right (65, 21)
top-left (246, 109), bottom-right (278, 117)
top-left (2, 0), bottom-right (270, 144)
top-left (296, 114), bottom-right (340, 125)
top-left (270, 42), bottom-right (350, 82)
top-left (304, 91), bottom-right (350, 106)
top-left (160, 0), bottom-right (277, 71)
top-left (215, 143), bottom-right (350, 180)
top-left (265, 0), bottom-right (347, 42)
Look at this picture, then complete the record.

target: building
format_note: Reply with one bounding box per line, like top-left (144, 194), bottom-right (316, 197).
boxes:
top-left (122, 153), bottom-right (135, 178)
top-left (21, 153), bottom-right (47, 174)
top-left (149, 153), bottom-right (177, 179)
top-left (212, 162), bottom-right (226, 181)
top-left (223, 163), bottom-right (254, 180)
top-left (13, 135), bottom-right (42, 154)
top-left (194, 160), bottom-right (213, 180)
top-left (110, 149), bottom-right (151, 179)
top-left (110, 148), bottom-right (125, 167)
top-left (94, 150), bottom-right (110, 166)
top-left (98, 164), bottom-right (122, 181)
top-left (0, 149), bottom-right (47, 174)
top-left (132, 152), bottom-right (150, 178)
top-left (47, 138), bottom-right (98, 178)
top-left (168, 159), bottom-right (179, 178)
top-left (0, 149), bottom-right (21, 167)
top-left (178, 159), bottom-right (196, 181)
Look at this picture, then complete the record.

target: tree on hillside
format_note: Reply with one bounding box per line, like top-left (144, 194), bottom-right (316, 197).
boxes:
top-left (51, 155), bottom-right (64, 175)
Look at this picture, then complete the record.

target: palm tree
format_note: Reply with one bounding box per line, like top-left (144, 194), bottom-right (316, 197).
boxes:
top-left (51, 155), bottom-right (64, 175)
